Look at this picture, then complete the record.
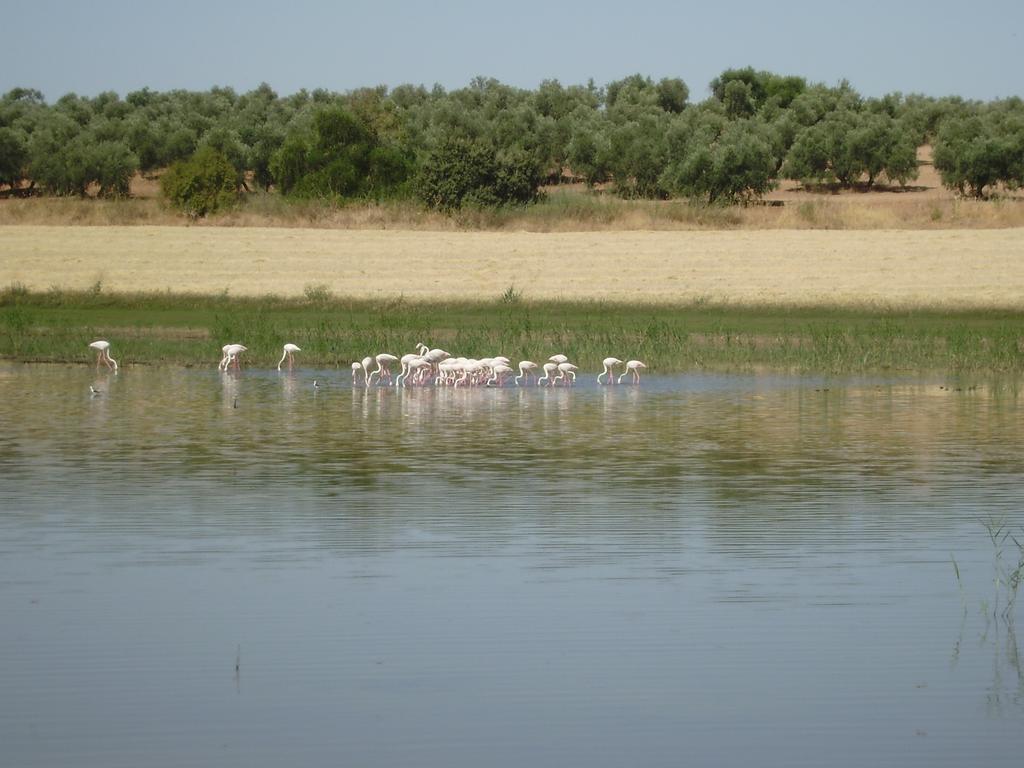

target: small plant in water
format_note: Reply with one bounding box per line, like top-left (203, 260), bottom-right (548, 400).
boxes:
top-left (980, 515), bottom-right (1024, 620)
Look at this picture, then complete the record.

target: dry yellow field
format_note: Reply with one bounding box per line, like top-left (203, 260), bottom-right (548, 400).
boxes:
top-left (3, 225), bottom-right (1024, 308)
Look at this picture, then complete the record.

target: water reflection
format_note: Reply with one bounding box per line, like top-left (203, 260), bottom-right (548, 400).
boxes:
top-left (2, 363), bottom-right (1024, 767)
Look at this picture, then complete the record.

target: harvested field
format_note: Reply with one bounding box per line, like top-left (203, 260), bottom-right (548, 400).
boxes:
top-left (3, 226), bottom-right (1024, 309)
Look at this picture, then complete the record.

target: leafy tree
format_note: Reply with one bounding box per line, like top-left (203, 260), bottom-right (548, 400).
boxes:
top-left (710, 67), bottom-right (806, 111)
top-left (723, 80), bottom-right (755, 119)
top-left (160, 146), bottom-right (237, 217)
top-left (933, 109), bottom-right (1023, 197)
top-left (662, 114), bottom-right (777, 203)
top-left (268, 133), bottom-right (310, 195)
top-left (269, 106), bottom-right (410, 199)
top-left (605, 113), bottom-right (670, 198)
top-left (0, 127), bottom-right (28, 189)
top-left (197, 126), bottom-right (248, 189)
top-left (566, 116), bottom-right (611, 186)
top-left (87, 140), bottom-right (139, 196)
top-left (655, 78), bottom-right (689, 113)
top-left (847, 113), bottom-right (918, 187)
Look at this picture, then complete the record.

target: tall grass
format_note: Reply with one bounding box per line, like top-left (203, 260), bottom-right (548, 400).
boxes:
top-left (3, 285), bottom-right (1023, 373)
top-left (3, 188), bottom-right (1023, 230)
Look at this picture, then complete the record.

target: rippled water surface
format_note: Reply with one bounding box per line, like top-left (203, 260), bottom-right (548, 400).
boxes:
top-left (2, 363), bottom-right (1023, 766)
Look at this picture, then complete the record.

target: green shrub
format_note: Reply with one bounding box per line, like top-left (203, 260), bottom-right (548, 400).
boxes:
top-left (160, 147), bottom-right (238, 217)
top-left (416, 139), bottom-right (542, 211)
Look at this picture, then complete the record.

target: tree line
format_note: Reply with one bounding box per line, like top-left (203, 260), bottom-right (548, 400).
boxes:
top-left (1, 68), bottom-right (1022, 215)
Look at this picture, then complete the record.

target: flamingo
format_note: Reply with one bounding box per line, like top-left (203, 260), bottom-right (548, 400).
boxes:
top-left (368, 353), bottom-right (399, 385)
top-left (556, 362), bottom-right (578, 386)
top-left (598, 357), bottom-right (623, 385)
top-left (537, 362), bottom-right (558, 386)
top-left (487, 363), bottom-right (513, 387)
top-left (396, 357), bottom-right (431, 387)
top-left (516, 361), bottom-right (538, 386)
top-left (88, 340), bottom-right (118, 371)
top-left (361, 357), bottom-right (374, 386)
top-left (277, 343), bottom-right (301, 371)
top-left (618, 360), bottom-right (647, 384)
top-left (351, 361), bottom-right (364, 384)
top-left (549, 354), bottom-right (568, 365)
top-left (222, 344), bottom-right (247, 371)
top-left (455, 360), bottom-right (484, 388)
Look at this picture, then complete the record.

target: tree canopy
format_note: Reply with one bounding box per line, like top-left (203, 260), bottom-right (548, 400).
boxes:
top-left (1, 72), bottom-right (1021, 213)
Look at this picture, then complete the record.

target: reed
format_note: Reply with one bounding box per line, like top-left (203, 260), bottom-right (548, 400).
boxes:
top-left (3, 285), bottom-right (1024, 373)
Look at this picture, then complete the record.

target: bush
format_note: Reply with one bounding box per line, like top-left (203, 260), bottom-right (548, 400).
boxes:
top-left (161, 147), bottom-right (238, 217)
top-left (416, 138), bottom-right (542, 211)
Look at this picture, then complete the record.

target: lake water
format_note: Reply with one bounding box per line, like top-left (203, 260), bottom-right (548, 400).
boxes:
top-left (1, 363), bottom-right (1023, 767)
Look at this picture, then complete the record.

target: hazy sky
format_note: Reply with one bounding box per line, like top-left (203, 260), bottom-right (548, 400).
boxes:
top-left (6, 0), bottom-right (1022, 102)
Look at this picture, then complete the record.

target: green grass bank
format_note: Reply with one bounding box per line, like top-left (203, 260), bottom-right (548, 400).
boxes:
top-left (2, 286), bottom-right (1023, 374)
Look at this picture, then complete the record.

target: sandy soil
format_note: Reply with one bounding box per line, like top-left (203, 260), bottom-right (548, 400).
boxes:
top-left (3, 225), bottom-right (1024, 308)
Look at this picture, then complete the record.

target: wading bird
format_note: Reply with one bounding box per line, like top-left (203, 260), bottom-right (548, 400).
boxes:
top-left (277, 343), bottom-right (301, 371)
top-left (516, 361), bottom-right (538, 386)
top-left (221, 344), bottom-right (247, 371)
top-left (618, 360), bottom-right (647, 384)
top-left (598, 357), bottom-right (623, 385)
top-left (368, 353), bottom-right (399, 385)
top-left (556, 362), bottom-right (578, 386)
top-left (537, 362), bottom-right (558, 386)
top-left (88, 340), bottom-right (118, 371)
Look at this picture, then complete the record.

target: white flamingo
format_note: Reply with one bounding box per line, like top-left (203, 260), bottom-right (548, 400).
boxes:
top-left (396, 357), bottom-right (432, 387)
top-left (516, 361), bottom-right (538, 386)
top-left (487, 363), bottom-right (513, 386)
top-left (618, 360), bottom-right (647, 384)
top-left (368, 353), bottom-right (399, 385)
top-left (277, 343), bottom-right (301, 371)
top-left (556, 362), bottom-right (578, 386)
top-left (221, 344), bottom-right (247, 371)
top-left (598, 357), bottom-right (623, 385)
top-left (537, 362), bottom-right (558, 386)
top-left (88, 340), bottom-right (118, 371)
top-left (549, 354), bottom-right (568, 365)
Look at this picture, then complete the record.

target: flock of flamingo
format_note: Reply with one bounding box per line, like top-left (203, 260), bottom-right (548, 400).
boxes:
top-left (89, 340), bottom-right (649, 386)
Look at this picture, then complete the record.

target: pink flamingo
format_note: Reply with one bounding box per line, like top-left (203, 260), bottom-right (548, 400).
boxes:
top-left (88, 340), bottom-right (118, 371)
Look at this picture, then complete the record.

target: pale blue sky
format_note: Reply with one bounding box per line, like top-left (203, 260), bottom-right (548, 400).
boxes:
top-left (6, 0), bottom-right (1022, 101)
